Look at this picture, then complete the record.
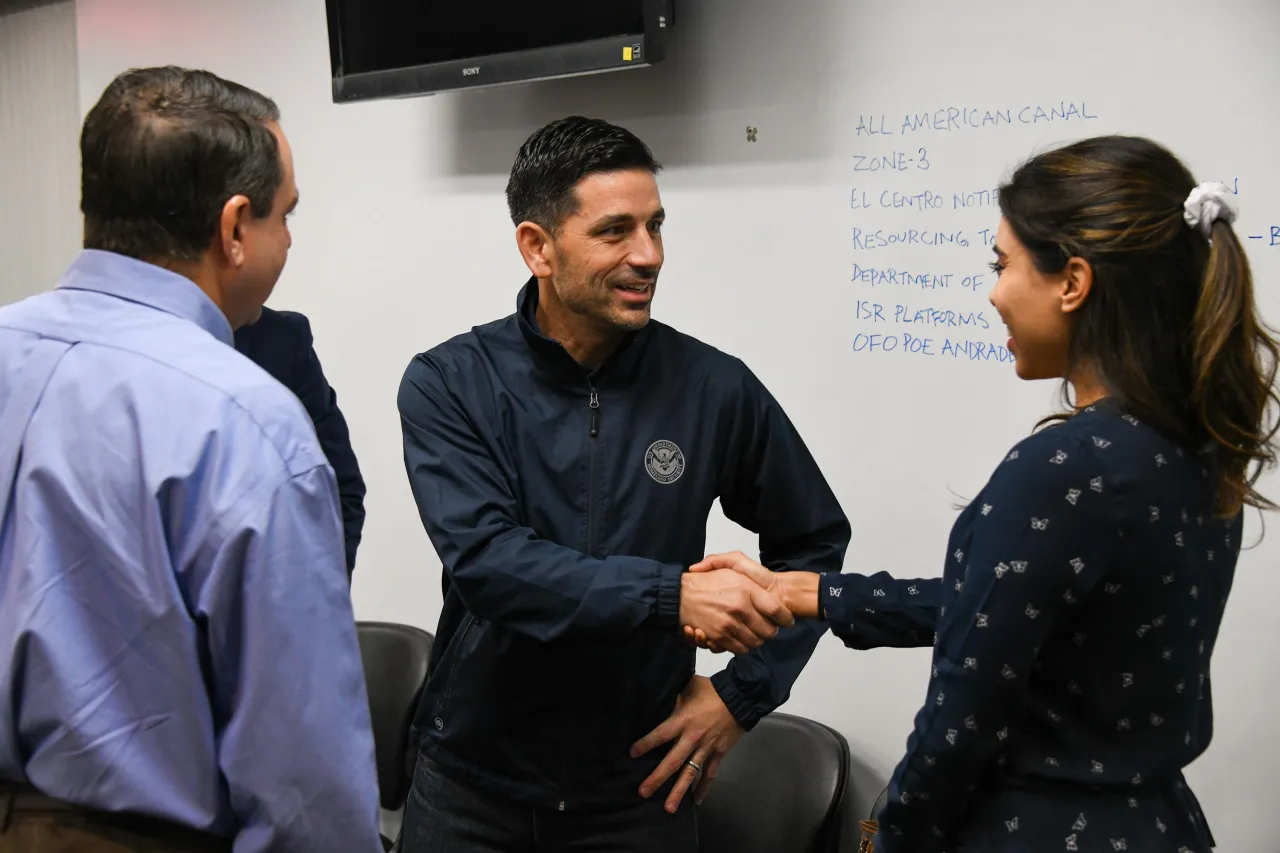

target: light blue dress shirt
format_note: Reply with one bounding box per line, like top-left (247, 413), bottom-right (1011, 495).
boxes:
top-left (0, 250), bottom-right (382, 852)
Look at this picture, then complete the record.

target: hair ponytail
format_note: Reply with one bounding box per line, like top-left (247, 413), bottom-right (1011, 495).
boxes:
top-left (1191, 220), bottom-right (1280, 515)
top-left (999, 135), bottom-right (1280, 519)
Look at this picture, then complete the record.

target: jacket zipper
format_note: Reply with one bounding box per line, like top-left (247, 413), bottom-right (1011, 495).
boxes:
top-left (433, 611), bottom-right (476, 732)
top-left (441, 612), bottom-right (476, 703)
top-left (586, 384), bottom-right (600, 556)
top-left (556, 383), bottom-right (601, 813)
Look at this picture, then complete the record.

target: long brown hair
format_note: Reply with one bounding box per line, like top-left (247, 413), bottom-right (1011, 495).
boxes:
top-left (998, 135), bottom-right (1280, 516)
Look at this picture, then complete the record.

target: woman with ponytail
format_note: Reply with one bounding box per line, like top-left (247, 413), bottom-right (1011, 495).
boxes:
top-left (691, 136), bottom-right (1279, 852)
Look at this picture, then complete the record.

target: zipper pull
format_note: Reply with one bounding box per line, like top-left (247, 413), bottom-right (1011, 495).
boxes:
top-left (589, 389), bottom-right (599, 437)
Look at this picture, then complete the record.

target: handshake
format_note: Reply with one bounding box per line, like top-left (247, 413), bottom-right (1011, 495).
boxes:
top-left (677, 552), bottom-right (822, 655)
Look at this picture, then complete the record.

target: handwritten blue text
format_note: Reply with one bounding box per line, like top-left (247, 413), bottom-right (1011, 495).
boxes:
top-left (852, 228), bottom-right (970, 250)
top-left (851, 333), bottom-right (1015, 363)
top-left (855, 300), bottom-right (992, 330)
top-left (855, 102), bottom-right (1099, 137)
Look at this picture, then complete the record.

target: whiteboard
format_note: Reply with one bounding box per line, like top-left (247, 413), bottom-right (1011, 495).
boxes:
top-left (75, 0), bottom-right (1280, 848)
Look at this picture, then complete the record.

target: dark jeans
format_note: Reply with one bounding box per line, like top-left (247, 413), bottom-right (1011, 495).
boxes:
top-left (400, 753), bottom-right (698, 853)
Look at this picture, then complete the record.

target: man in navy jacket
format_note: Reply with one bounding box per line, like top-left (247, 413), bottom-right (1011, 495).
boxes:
top-left (235, 306), bottom-right (366, 576)
top-left (397, 117), bottom-right (850, 851)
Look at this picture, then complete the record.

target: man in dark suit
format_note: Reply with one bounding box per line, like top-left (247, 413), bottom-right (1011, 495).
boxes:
top-left (235, 306), bottom-right (366, 576)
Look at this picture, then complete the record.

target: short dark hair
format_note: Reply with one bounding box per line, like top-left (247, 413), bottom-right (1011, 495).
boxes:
top-left (505, 116), bottom-right (661, 232)
top-left (80, 66), bottom-right (283, 262)
top-left (1000, 135), bottom-right (1280, 515)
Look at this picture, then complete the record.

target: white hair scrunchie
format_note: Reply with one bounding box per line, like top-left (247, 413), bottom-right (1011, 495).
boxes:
top-left (1183, 182), bottom-right (1239, 238)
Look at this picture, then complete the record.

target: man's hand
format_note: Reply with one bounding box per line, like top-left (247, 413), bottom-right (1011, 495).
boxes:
top-left (630, 675), bottom-right (744, 812)
top-left (683, 552), bottom-right (821, 652)
top-left (678, 567), bottom-right (793, 656)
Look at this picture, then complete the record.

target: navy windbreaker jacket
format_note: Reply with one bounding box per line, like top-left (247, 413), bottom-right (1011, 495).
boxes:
top-left (397, 279), bottom-right (850, 808)
top-left (234, 307), bottom-right (366, 574)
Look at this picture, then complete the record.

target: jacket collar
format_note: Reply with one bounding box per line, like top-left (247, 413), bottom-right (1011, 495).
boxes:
top-left (515, 278), bottom-right (652, 389)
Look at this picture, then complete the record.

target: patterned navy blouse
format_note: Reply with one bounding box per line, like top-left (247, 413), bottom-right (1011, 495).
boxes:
top-left (821, 401), bottom-right (1234, 853)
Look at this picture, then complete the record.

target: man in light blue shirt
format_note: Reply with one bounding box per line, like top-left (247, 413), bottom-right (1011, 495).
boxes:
top-left (0, 67), bottom-right (382, 852)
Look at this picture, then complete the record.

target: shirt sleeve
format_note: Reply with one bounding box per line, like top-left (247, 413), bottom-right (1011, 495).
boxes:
top-left (199, 465), bottom-right (383, 853)
top-left (820, 572), bottom-right (941, 649)
top-left (711, 364), bottom-right (852, 729)
top-left (398, 356), bottom-right (684, 642)
top-left (286, 316), bottom-right (366, 576)
top-left (875, 432), bottom-right (1119, 853)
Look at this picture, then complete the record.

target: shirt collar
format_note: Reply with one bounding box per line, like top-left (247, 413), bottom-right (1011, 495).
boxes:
top-left (57, 249), bottom-right (235, 346)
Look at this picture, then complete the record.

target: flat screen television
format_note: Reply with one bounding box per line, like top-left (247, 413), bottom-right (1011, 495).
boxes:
top-left (325, 0), bottom-right (675, 103)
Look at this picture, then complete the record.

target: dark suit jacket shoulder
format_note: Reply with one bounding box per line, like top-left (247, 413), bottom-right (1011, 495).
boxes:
top-left (234, 307), bottom-right (366, 575)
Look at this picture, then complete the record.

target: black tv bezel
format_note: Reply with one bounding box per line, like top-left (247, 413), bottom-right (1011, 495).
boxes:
top-left (325, 0), bottom-right (674, 103)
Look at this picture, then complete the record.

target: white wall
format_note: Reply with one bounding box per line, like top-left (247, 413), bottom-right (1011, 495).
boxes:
top-left (72, 0), bottom-right (1280, 848)
top-left (0, 1), bottom-right (80, 305)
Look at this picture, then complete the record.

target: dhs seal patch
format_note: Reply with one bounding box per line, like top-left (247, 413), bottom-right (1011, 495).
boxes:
top-left (644, 440), bottom-right (685, 484)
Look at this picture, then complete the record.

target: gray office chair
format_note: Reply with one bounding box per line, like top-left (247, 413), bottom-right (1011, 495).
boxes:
top-left (356, 621), bottom-right (433, 852)
top-left (871, 785), bottom-right (888, 818)
top-left (696, 712), bottom-right (852, 853)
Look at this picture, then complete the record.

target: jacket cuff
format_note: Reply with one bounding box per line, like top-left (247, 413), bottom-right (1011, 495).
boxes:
top-left (654, 562), bottom-right (684, 628)
top-left (710, 669), bottom-right (763, 731)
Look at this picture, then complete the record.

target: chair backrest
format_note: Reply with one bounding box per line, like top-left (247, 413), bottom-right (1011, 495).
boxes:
top-left (696, 712), bottom-right (850, 853)
top-left (356, 621), bottom-right (433, 811)
top-left (871, 785), bottom-right (888, 818)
